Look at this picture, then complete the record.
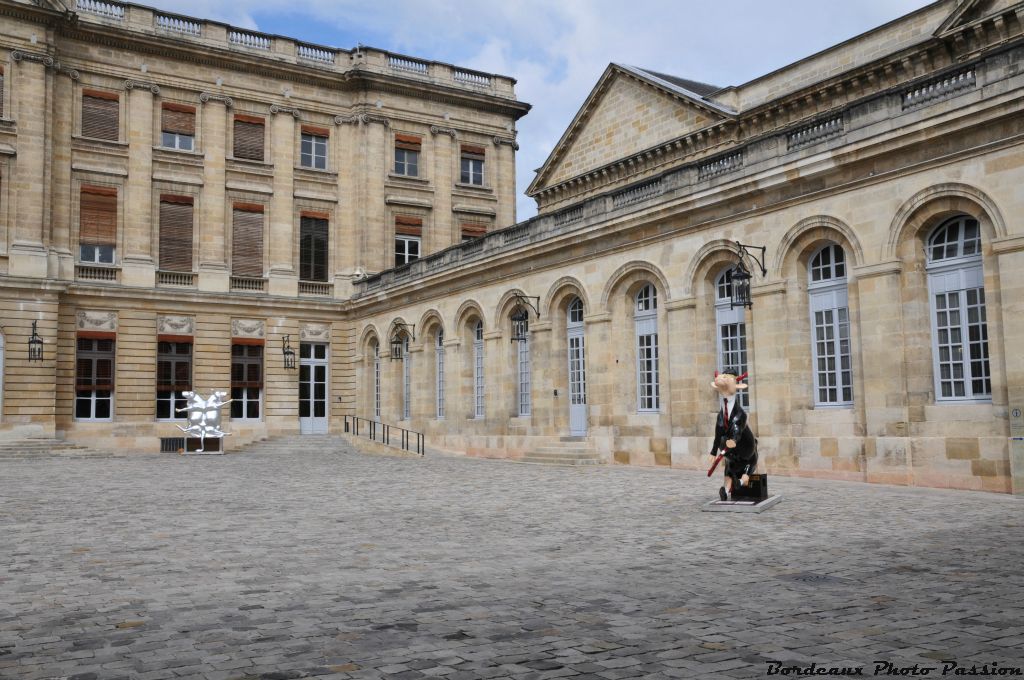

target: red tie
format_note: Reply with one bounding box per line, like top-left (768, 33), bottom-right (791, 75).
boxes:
top-left (723, 398), bottom-right (729, 423)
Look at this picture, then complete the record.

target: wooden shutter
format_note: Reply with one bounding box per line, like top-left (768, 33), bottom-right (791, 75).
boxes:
top-left (231, 204), bottom-right (264, 277)
top-left (299, 215), bottom-right (329, 282)
top-left (161, 103), bottom-right (195, 135)
top-left (460, 222), bottom-right (487, 239)
top-left (460, 143), bottom-right (486, 159)
top-left (81, 90), bottom-right (119, 141)
top-left (395, 215), bottom-right (423, 237)
top-left (301, 124), bottom-right (330, 137)
top-left (233, 115), bottom-right (264, 161)
top-left (159, 196), bottom-right (194, 272)
top-left (395, 133), bottom-right (421, 151)
top-left (79, 186), bottom-right (117, 246)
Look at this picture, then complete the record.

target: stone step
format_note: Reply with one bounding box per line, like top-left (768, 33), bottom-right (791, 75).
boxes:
top-left (527, 450), bottom-right (600, 459)
top-left (520, 455), bottom-right (602, 466)
top-left (533, 446), bottom-right (595, 456)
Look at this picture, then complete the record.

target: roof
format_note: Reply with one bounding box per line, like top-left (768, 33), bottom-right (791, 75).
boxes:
top-left (615, 63), bottom-right (735, 115)
top-left (628, 67), bottom-right (722, 97)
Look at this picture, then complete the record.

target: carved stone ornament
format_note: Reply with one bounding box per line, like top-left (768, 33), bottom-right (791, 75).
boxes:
top-left (430, 125), bottom-right (458, 138)
top-left (157, 315), bottom-right (195, 335)
top-left (199, 92), bottom-right (234, 108)
top-left (231, 318), bottom-right (265, 339)
top-left (270, 104), bottom-right (302, 119)
top-left (492, 136), bottom-right (520, 151)
top-left (300, 322), bottom-right (331, 341)
top-left (124, 79), bottom-right (161, 95)
top-left (76, 310), bottom-right (117, 332)
top-left (10, 50), bottom-right (55, 67)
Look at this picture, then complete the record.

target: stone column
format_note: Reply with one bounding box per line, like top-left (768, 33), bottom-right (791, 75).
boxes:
top-left (581, 312), bottom-right (613, 457)
top-left (747, 282), bottom-right (790, 437)
top-left (482, 330), bottom-right (504, 428)
top-left (198, 96), bottom-right (228, 292)
top-left (267, 108), bottom-right (296, 296)
top-left (9, 54), bottom-right (49, 278)
top-left (49, 71), bottom-right (74, 280)
top-left (363, 120), bottom-right (388, 272)
top-left (854, 262), bottom-right (909, 437)
top-left (334, 118), bottom-right (357, 297)
top-left (492, 137), bottom-right (516, 229)
top-left (431, 127), bottom-right (456, 248)
top-left (530, 322), bottom-right (555, 433)
top-left (665, 299), bottom-right (700, 467)
top-left (121, 83), bottom-right (155, 287)
top-left (995, 241), bottom-right (1024, 494)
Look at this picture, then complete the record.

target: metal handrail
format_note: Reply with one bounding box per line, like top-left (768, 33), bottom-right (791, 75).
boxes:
top-left (344, 415), bottom-right (424, 456)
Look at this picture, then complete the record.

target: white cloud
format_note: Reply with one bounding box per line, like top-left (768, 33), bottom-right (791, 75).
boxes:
top-left (145, 0), bottom-right (932, 219)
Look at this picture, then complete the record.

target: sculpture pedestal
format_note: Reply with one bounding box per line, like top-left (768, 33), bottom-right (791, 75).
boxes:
top-left (702, 474), bottom-right (782, 512)
top-left (182, 438), bottom-right (225, 455)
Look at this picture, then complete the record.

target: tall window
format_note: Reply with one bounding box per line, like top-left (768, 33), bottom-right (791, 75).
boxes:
top-left (635, 284), bottom-right (660, 412)
top-left (513, 311), bottom-right (531, 416)
top-left (927, 215), bottom-right (990, 401)
top-left (231, 204), bottom-right (264, 278)
top-left (435, 330), bottom-right (445, 419)
top-left (161, 103), bottom-right (195, 151)
top-left (715, 269), bottom-right (749, 409)
top-left (809, 244), bottom-right (853, 406)
top-left (300, 128), bottom-right (328, 170)
top-left (156, 341), bottom-right (192, 419)
top-left (299, 215), bottom-right (329, 281)
top-left (79, 186), bottom-right (117, 264)
top-left (395, 216), bottom-right (422, 267)
top-left (567, 297), bottom-right (587, 414)
top-left (230, 344), bottom-right (263, 419)
top-left (460, 144), bottom-right (485, 185)
top-left (75, 337), bottom-right (114, 420)
top-left (233, 114), bottom-right (265, 161)
top-left (402, 337), bottom-right (411, 420)
top-left (158, 196), bottom-right (194, 272)
top-left (373, 342), bottom-right (381, 421)
top-left (394, 134), bottom-right (421, 177)
top-left (81, 90), bottom-right (119, 141)
top-left (473, 320), bottom-right (485, 418)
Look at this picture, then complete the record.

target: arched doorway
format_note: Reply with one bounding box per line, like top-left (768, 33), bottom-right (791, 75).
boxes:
top-left (566, 297), bottom-right (587, 436)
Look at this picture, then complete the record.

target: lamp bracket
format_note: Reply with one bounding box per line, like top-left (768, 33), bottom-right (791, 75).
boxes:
top-left (512, 293), bottom-right (540, 318)
top-left (734, 241), bottom-right (768, 277)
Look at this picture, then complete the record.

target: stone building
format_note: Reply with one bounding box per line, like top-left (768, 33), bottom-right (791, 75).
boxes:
top-left (3, 0), bottom-right (1024, 494)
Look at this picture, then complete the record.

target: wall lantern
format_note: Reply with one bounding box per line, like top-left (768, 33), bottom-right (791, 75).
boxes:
top-left (389, 322), bottom-right (415, 361)
top-left (28, 320), bottom-right (44, 362)
top-left (728, 241), bottom-right (768, 310)
top-left (282, 334), bottom-right (296, 369)
top-left (509, 293), bottom-right (539, 343)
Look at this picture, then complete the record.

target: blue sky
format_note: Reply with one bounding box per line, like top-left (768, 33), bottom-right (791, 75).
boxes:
top-left (148, 0), bottom-right (933, 219)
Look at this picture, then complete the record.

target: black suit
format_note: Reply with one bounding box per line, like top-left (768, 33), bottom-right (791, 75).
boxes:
top-left (709, 399), bottom-right (758, 483)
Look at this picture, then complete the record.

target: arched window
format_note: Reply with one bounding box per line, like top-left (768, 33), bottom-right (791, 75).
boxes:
top-left (473, 320), bottom-right (485, 418)
top-left (634, 284), bottom-right (660, 412)
top-left (715, 269), bottom-right (749, 409)
top-left (435, 330), bottom-right (445, 419)
top-left (401, 336), bottom-right (411, 420)
top-left (372, 341), bottom-right (381, 421)
top-left (567, 297), bottom-right (587, 435)
top-left (927, 215), bottom-right (990, 401)
top-left (808, 244), bottom-right (852, 406)
top-left (512, 309), bottom-right (531, 416)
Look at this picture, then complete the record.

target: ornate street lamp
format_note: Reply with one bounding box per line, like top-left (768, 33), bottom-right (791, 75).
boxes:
top-left (509, 293), bottom-right (539, 343)
top-left (728, 241), bottom-right (768, 309)
top-left (282, 334), bottom-right (296, 369)
top-left (389, 322), bottom-right (415, 361)
top-left (28, 320), bottom-right (44, 362)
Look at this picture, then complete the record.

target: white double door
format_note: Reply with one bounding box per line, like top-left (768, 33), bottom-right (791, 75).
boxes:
top-left (299, 342), bottom-right (329, 434)
top-left (567, 326), bottom-right (587, 436)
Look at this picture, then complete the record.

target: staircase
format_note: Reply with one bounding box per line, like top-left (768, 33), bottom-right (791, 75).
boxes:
top-left (521, 440), bottom-right (603, 466)
top-left (232, 434), bottom-right (346, 455)
top-left (0, 438), bottom-right (115, 460)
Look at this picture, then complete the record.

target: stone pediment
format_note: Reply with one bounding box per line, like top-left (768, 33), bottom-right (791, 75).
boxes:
top-left (528, 63), bottom-right (733, 197)
top-left (935, 0), bottom-right (1016, 35)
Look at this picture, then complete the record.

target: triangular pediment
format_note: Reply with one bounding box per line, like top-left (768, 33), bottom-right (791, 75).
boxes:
top-left (935, 0), bottom-right (1014, 35)
top-left (528, 64), bottom-right (734, 196)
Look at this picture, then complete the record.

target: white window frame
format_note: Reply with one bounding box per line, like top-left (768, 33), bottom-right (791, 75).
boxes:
top-left (395, 235), bottom-right (421, 267)
top-left (230, 344), bottom-right (263, 421)
top-left (402, 337), bottom-right (411, 420)
top-left (300, 132), bottom-right (328, 170)
top-left (461, 156), bottom-right (484, 185)
top-left (75, 337), bottom-right (114, 422)
top-left (161, 131), bottom-right (194, 152)
top-left (373, 343), bottom-right (381, 421)
top-left (435, 330), bottom-right (445, 419)
top-left (514, 314), bottom-right (531, 416)
top-left (715, 269), bottom-right (749, 410)
top-left (634, 284), bottom-right (660, 412)
top-left (473, 320), bottom-right (485, 419)
top-left (394, 148), bottom-right (419, 177)
top-left (808, 244), bottom-right (853, 407)
top-left (567, 298), bottom-right (587, 408)
top-left (79, 243), bottom-right (115, 265)
top-left (156, 341), bottom-right (192, 421)
top-left (926, 216), bottom-right (990, 402)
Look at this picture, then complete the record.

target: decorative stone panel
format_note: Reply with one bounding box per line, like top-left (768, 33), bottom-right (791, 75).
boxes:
top-left (300, 322), bottom-right (331, 341)
top-left (157, 315), bottom-right (195, 336)
top-left (76, 310), bottom-right (118, 332)
top-left (231, 318), bottom-right (265, 339)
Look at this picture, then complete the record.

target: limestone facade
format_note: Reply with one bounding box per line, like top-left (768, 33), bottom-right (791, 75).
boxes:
top-left (3, 0), bottom-right (1024, 495)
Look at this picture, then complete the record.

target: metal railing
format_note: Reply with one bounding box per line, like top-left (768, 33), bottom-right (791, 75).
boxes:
top-left (344, 415), bottom-right (424, 456)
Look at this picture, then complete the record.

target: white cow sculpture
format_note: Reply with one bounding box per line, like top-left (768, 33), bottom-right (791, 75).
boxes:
top-left (176, 390), bottom-right (232, 453)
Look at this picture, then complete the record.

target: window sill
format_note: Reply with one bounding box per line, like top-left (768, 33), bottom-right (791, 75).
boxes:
top-left (454, 181), bottom-right (493, 193)
top-left (637, 409), bottom-right (662, 415)
top-left (389, 172), bottom-right (430, 184)
top-left (933, 398), bottom-right (993, 406)
top-left (154, 145), bottom-right (200, 156)
top-left (812, 403), bottom-right (854, 410)
top-left (295, 165), bottom-right (336, 175)
top-left (228, 156), bottom-right (272, 167)
top-left (72, 135), bottom-right (129, 150)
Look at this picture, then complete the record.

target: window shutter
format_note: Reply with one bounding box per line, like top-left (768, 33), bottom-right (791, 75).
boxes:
top-left (395, 133), bottom-right (422, 151)
top-left (395, 215), bottom-right (423, 237)
top-left (79, 186), bottom-right (117, 246)
top-left (159, 197), bottom-right (194, 272)
top-left (81, 91), bottom-right (119, 141)
top-left (460, 144), bottom-right (486, 158)
top-left (301, 124), bottom-right (330, 137)
top-left (299, 215), bottom-right (329, 282)
top-left (460, 222), bottom-right (487, 239)
top-left (231, 205), bottom-right (264, 277)
top-left (233, 116), bottom-right (264, 161)
top-left (161, 104), bottom-right (195, 135)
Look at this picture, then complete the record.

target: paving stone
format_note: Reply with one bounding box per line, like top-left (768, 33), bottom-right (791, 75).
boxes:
top-left (0, 443), bottom-right (1021, 679)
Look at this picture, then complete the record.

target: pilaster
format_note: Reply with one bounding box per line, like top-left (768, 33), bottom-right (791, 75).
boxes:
top-left (9, 55), bottom-right (48, 277)
top-left (198, 97), bottom-right (228, 292)
top-left (431, 127), bottom-right (456, 248)
top-left (122, 85), bottom-right (155, 287)
top-left (267, 109), bottom-right (296, 296)
top-left (854, 262), bottom-right (909, 437)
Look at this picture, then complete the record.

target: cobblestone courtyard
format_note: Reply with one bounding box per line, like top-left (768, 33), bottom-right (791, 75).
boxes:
top-left (1, 439), bottom-right (1023, 680)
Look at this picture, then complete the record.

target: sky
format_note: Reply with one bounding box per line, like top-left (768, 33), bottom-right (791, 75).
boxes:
top-left (146, 0), bottom-right (934, 219)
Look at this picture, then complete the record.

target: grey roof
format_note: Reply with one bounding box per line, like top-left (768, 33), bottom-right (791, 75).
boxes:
top-left (616, 64), bottom-right (736, 115)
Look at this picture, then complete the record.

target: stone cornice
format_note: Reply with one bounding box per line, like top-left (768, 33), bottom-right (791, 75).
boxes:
top-left (991, 234), bottom-right (1024, 255)
top-left (851, 260), bottom-right (902, 280)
